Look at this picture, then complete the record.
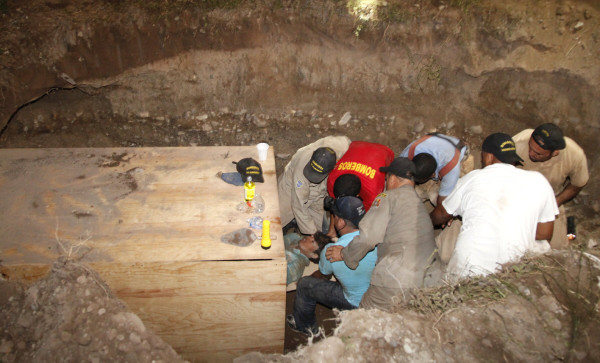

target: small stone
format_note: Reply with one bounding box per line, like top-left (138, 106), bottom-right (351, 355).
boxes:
top-left (413, 121), bottom-right (425, 133)
top-left (588, 239), bottom-right (598, 249)
top-left (482, 339), bottom-right (493, 348)
top-left (78, 332), bottom-right (92, 346)
top-left (253, 117), bottom-right (268, 128)
top-left (515, 100), bottom-right (523, 110)
top-left (339, 112), bottom-right (352, 126)
top-left (469, 125), bottom-right (483, 134)
top-left (556, 6), bottom-right (570, 16)
top-left (403, 338), bottom-right (414, 354)
top-left (138, 111), bottom-right (150, 118)
top-left (129, 332), bottom-right (141, 345)
top-left (573, 21), bottom-right (584, 31)
top-left (107, 328), bottom-right (117, 340)
top-left (196, 114), bottom-right (208, 121)
top-left (446, 121), bottom-right (455, 129)
top-left (76, 275), bottom-right (87, 284)
top-left (98, 308), bottom-right (106, 316)
top-left (276, 153), bottom-right (291, 159)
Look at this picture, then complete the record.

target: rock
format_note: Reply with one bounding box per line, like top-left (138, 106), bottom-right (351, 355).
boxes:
top-left (196, 114), bottom-right (208, 121)
top-left (447, 121), bottom-right (455, 129)
top-left (573, 21), bottom-right (584, 32)
top-left (588, 239), bottom-right (598, 249)
top-left (276, 153), bottom-right (291, 159)
top-left (129, 332), bottom-right (141, 345)
top-left (339, 112), bottom-right (352, 126)
top-left (469, 125), bottom-right (483, 134)
top-left (413, 121), bottom-right (425, 133)
top-left (555, 6), bottom-right (570, 16)
top-left (253, 117), bottom-right (267, 128)
top-left (138, 111), bottom-right (150, 118)
top-left (78, 332), bottom-right (92, 346)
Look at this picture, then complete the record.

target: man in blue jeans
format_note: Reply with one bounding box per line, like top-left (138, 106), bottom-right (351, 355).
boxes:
top-left (287, 196), bottom-right (377, 335)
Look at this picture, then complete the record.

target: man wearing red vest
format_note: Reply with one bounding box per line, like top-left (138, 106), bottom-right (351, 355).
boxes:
top-left (326, 141), bottom-right (395, 211)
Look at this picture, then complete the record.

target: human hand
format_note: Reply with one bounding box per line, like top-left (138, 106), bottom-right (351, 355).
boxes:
top-left (325, 245), bottom-right (343, 262)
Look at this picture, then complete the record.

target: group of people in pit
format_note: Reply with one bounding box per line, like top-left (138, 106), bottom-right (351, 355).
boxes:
top-left (278, 123), bottom-right (589, 336)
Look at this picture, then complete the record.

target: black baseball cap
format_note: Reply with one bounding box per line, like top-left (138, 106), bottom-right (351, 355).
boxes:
top-left (379, 157), bottom-right (416, 180)
top-left (482, 133), bottom-right (524, 165)
top-left (532, 123), bottom-right (566, 150)
top-left (329, 196), bottom-right (365, 227)
top-left (233, 158), bottom-right (264, 183)
top-left (303, 147), bottom-right (337, 184)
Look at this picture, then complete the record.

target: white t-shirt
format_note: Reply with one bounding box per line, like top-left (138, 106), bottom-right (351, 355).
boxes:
top-left (442, 163), bottom-right (559, 278)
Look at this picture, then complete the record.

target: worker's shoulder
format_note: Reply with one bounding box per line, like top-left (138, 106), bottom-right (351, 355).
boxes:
top-left (371, 192), bottom-right (389, 208)
top-left (564, 136), bottom-right (586, 157)
top-left (512, 129), bottom-right (534, 143)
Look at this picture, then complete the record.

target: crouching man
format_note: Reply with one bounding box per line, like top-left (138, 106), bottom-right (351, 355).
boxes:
top-left (432, 133), bottom-right (559, 279)
top-left (326, 157), bottom-right (440, 312)
top-left (287, 196), bottom-right (377, 335)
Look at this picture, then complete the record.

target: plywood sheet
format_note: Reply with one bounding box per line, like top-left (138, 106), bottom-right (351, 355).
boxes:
top-left (94, 259), bottom-right (286, 363)
top-left (0, 147), bottom-right (284, 265)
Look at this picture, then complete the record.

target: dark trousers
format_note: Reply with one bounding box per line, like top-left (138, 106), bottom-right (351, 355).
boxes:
top-left (293, 276), bottom-right (357, 332)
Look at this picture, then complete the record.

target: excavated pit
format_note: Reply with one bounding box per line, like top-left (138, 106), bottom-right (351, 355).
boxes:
top-left (1, 0), bottom-right (599, 362)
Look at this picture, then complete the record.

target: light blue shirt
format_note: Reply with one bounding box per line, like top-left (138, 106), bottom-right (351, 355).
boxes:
top-left (400, 135), bottom-right (467, 197)
top-left (319, 231), bottom-right (377, 307)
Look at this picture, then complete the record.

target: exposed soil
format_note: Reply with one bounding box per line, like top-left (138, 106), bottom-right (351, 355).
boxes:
top-left (0, 0), bottom-right (599, 362)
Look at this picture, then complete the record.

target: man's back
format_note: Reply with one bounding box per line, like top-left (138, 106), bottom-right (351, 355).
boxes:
top-left (400, 134), bottom-right (467, 197)
top-left (443, 163), bottom-right (558, 277)
top-left (277, 135), bottom-right (351, 232)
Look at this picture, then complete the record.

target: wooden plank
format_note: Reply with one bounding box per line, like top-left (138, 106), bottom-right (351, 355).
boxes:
top-left (0, 147), bottom-right (284, 264)
top-left (93, 259), bottom-right (286, 362)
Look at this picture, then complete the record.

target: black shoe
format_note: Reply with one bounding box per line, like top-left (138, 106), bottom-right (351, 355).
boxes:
top-left (286, 314), bottom-right (319, 336)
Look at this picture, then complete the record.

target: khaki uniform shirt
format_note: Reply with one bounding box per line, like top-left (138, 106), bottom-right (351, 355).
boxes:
top-left (342, 185), bottom-right (436, 289)
top-left (513, 129), bottom-right (589, 192)
top-left (278, 136), bottom-right (351, 234)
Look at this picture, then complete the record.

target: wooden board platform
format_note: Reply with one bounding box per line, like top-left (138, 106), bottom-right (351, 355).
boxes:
top-left (0, 146), bottom-right (286, 362)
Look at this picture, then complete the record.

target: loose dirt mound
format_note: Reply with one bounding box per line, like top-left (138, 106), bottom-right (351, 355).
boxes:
top-left (0, 259), bottom-right (184, 363)
top-left (238, 250), bottom-right (600, 362)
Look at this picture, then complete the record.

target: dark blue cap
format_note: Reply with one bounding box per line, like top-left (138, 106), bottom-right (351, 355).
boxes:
top-left (330, 196), bottom-right (365, 227)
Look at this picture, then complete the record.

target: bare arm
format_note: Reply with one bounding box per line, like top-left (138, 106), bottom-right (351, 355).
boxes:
top-left (535, 221), bottom-right (554, 241)
top-left (435, 195), bottom-right (447, 208)
top-left (555, 184), bottom-right (583, 207)
top-left (310, 269), bottom-right (332, 280)
top-left (431, 203), bottom-right (453, 227)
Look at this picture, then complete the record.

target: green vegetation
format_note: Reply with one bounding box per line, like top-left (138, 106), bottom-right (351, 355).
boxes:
top-left (403, 252), bottom-right (600, 357)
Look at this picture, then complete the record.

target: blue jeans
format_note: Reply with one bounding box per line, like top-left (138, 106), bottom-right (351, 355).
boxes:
top-left (293, 276), bottom-right (357, 332)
